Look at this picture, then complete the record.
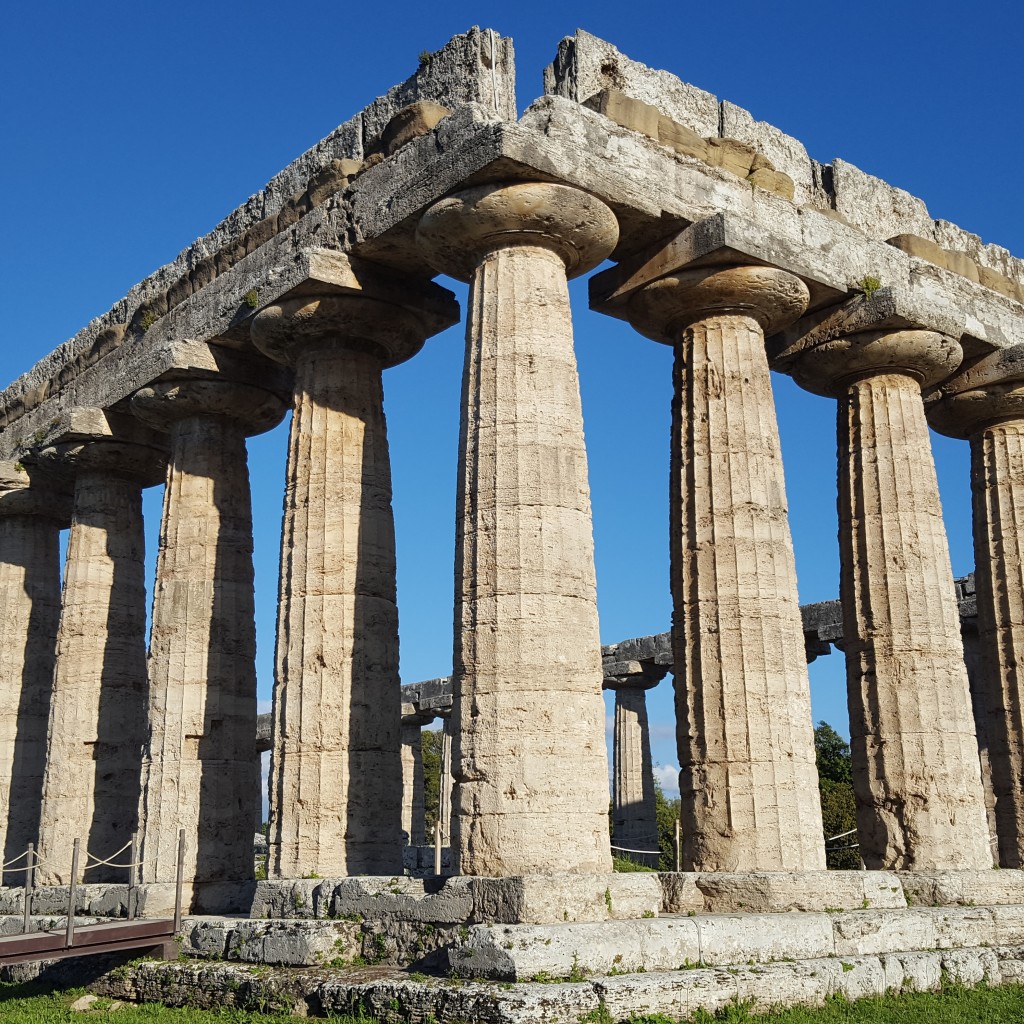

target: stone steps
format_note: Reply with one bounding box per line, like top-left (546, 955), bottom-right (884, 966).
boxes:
top-left (89, 945), bottom-right (1024, 1022)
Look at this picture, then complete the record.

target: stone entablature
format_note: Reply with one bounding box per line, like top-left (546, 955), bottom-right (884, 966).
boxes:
top-left (3, 32), bottom-right (1023, 458)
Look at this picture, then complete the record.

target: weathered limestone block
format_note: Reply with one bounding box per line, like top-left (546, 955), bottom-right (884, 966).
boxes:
top-left (544, 30), bottom-right (720, 136)
top-left (831, 158), bottom-right (935, 241)
top-left (0, 464), bottom-right (68, 878)
top-left (930, 381), bottom-right (1024, 866)
top-left (251, 263), bottom-right (457, 878)
top-left (417, 182), bottom-right (618, 875)
top-left (609, 679), bottom-right (661, 867)
top-left (790, 329), bottom-right (992, 869)
top-left (35, 430), bottom-right (166, 884)
top-left (130, 379), bottom-right (285, 896)
top-left (593, 260), bottom-right (825, 872)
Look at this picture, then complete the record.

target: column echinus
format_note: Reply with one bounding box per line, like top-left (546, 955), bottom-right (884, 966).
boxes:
top-left (35, 412), bottom-right (167, 884)
top-left (593, 243), bottom-right (826, 871)
top-left (929, 354), bottom-right (1024, 866)
top-left (416, 182), bottom-right (618, 875)
top-left (779, 294), bottom-right (992, 869)
top-left (251, 257), bottom-right (458, 878)
top-left (0, 463), bottom-right (69, 879)
top-left (608, 664), bottom-right (667, 868)
top-left (131, 376), bottom-right (286, 907)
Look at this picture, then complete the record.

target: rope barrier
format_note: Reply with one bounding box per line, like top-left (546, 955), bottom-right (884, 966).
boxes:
top-left (83, 839), bottom-right (133, 868)
top-left (610, 843), bottom-right (661, 856)
top-left (1, 849), bottom-right (31, 870)
top-left (825, 829), bottom-right (858, 843)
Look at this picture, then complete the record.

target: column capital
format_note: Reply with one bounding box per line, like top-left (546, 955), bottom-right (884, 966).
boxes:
top-left (928, 378), bottom-right (1024, 439)
top-left (790, 329), bottom-right (963, 399)
top-left (607, 264), bottom-right (810, 345)
top-left (416, 181), bottom-right (618, 281)
top-left (131, 379), bottom-right (287, 436)
top-left (0, 461), bottom-right (71, 523)
top-left (603, 664), bottom-right (668, 690)
top-left (250, 259), bottom-right (458, 369)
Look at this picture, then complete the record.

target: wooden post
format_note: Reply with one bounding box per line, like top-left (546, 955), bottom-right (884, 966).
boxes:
top-left (674, 817), bottom-right (681, 873)
top-left (65, 838), bottom-right (80, 947)
top-left (173, 829), bottom-right (185, 932)
top-left (127, 832), bottom-right (139, 921)
top-left (22, 844), bottom-right (34, 935)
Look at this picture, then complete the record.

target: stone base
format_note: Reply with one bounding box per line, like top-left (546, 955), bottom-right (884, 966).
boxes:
top-left (82, 944), bottom-right (1024, 1022)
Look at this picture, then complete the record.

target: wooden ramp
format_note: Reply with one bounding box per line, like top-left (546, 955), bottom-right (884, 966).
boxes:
top-left (0, 919), bottom-right (177, 966)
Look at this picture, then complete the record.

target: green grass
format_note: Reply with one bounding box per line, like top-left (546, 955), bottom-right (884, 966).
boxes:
top-left (4, 980), bottom-right (1024, 1022)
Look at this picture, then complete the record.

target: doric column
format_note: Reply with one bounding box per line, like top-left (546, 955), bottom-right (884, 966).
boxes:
top-left (595, 263), bottom-right (825, 871)
top-left (417, 182), bottom-right (618, 875)
top-left (251, 265), bottom-right (457, 877)
top-left (36, 427), bottom-right (165, 884)
top-left (0, 464), bottom-right (69, 879)
top-left (790, 328), bottom-right (991, 869)
top-left (130, 379), bottom-right (285, 897)
top-left (930, 381), bottom-right (1024, 865)
top-left (608, 669), bottom-right (664, 868)
top-left (400, 710), bottom-right (430, 846)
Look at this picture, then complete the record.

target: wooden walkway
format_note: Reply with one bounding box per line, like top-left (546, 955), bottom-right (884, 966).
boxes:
top-left (0, 918), bottom-right (177, 966)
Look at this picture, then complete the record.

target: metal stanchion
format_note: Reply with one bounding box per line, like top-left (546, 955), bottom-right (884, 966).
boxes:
top-left (22, 844), bottom-right (34, 935)
top-left (433, 821), bottom-right (442, 876)
top-left (65, 838), bottom-right (80, 948)
top-left (674, 817), bottom-right (681, 872)
top-left (173, 828), bottom-right (185, 932)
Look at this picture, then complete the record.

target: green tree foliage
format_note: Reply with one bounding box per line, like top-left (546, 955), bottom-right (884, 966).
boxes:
top-left (422, 728), bottom-right (442, 840)
top-left (814, 721), bottom-right (860, 870)
top-left (655, 778), bottom-right (680, 871)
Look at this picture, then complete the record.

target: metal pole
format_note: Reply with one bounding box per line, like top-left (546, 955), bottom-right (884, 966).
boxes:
top-left (173, 828), bottom-right (185, 932)
top-left (674, 817), bottom-right (681, 872)
top-left (127, 831), bottom-right (139, 921)
top-left (22, 844), bottom-right (34, 935)
top-left (65, 838), bottom-right (80, 948)
top-left (433, 820), bottom-right (441, 877)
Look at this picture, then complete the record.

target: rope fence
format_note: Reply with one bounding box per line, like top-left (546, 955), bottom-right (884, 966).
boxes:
top-left (1, 829), bottom-right (185, 937)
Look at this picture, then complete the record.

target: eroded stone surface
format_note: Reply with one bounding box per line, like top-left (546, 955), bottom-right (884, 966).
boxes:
top-left (417, 183), bottom-right (616, 876)
top-left (0, 466), bottom-right (66, 879)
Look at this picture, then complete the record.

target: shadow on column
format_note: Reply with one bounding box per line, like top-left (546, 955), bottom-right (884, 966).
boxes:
top-left (346, 379), bottom-right (403, 873)
top-left (194, 427), bottom-right (257, 909)
top-left (3, 534), bottom-right (60, 880)
top-left (88, 482), bottom-right (147, 883)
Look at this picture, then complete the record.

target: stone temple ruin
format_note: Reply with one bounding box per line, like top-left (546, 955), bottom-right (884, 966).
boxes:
top-left (3, 26), bottom-right (1024, 1021)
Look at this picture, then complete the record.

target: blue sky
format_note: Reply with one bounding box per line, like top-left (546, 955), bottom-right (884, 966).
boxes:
top-left (2, 1), bottom-right (1021, 800)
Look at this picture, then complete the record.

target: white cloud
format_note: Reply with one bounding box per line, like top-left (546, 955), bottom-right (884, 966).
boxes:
top-left (654, 763), bottom-right (680, 797)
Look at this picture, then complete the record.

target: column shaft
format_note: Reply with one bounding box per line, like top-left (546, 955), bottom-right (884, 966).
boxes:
top-left (453, 244), bottom-right (611, 874)
top-left (971, 421), bottom-right (1024, 865)
top-left (839, 372), bottom-right (990, 868)
top-left (673, 315), bottom-right (825, 871)
top-left (612, 688), bottom-right (659, 867)
top-left (139, 415), bottom-right (258, 885)
top-left (401, 723), bottom-right (426, 846)
top-left (269, 346), bottom-right (402, 876)
top-left (0, 515), bottom-right (61, 877)
top-left (38, 471), bottom-right (148, 883)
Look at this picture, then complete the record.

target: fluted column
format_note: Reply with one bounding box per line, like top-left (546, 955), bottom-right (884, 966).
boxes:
top-left (931, 382), bottom-right (1024, 865)
top-left (792, 329), bottom-right (991, 869)
top-left (0, 465), bottom-right (68, 879)
top-left (252, 279), bottom-right (456, 878)
top-left (417, 182), bottom-right (618, 875)
top-left (131, 380), bottom-right (285, 895)
top-left (960, 624), bottom-right (999, 842)
top-left (610, 680), bottom-right (660, 867)
top-left (400, 717), bottom-right (427, 846)
top-left (36, 437), bottom-right (165, 884)
top-left (602, 265), bottom-right (824, 870)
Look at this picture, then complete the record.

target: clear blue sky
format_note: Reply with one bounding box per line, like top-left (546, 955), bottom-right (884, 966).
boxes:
top-left (2, 0), bottom-right (1021, 799)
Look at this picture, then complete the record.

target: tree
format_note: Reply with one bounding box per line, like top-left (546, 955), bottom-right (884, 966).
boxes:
top-left (814, 721), bottom-right (860, 870)
top-left (422, 727), bottom-right (442, 840)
